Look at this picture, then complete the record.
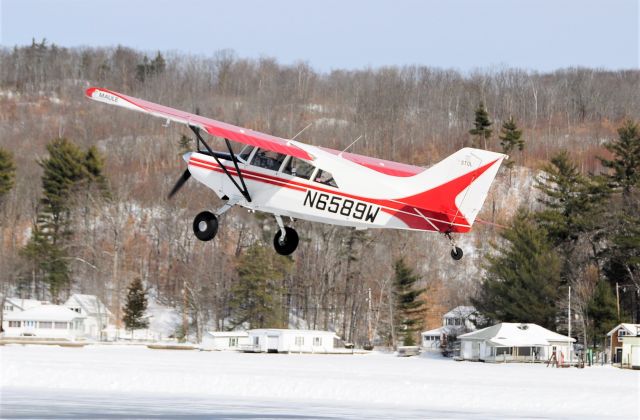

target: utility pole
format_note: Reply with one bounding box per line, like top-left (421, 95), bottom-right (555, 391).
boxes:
top-left (367, 287), bottom-right (373, 346)
top-left (568, 286), bottom-right (572, 365)
top-left (616, 282), bottom-right (620, 321)
top-left (182, 280), bottom-right (189, 343)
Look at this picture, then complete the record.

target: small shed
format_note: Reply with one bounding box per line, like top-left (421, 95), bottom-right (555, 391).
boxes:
top-left (606, 323), bottom-right (640, 367)
top-left (3, 305), bottom-right (86, 340)
top-left (243, 329), bottom-right (340, 353)
top-left (459, 323), bottom-right (575, 363)
top-left (201, 331), bottom-right (249, 351)
top-left (421, 327), bottom-right (444, 350)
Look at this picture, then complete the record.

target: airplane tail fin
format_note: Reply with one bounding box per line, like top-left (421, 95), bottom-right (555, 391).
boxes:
top-left (398, 148), bottom-right (507, 232)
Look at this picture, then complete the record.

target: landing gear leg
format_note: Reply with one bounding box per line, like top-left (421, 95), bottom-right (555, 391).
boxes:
top-left (445, 232), bottom-right (463, 261)
top-left (273, 215), bottom-right (299, 256)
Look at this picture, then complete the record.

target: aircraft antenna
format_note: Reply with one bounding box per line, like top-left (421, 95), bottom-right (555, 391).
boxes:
top-left (290, 123), bottom-right (313, 142)
top-left (339, 135), bottom-right (363, 156)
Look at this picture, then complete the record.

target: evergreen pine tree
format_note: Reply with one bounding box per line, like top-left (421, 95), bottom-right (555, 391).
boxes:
top-left (469, 102), bottom-right (493, 149)
top-left (535, 151), bottom-right (603, 245)
top-left (498, 116), bottom-right (524, 170)
top-left (83, 145), bottom-right (110, 199)
top-left (122, 278), bottom-right (149, 331)
top-left (392, 258), bottom-right (426, 346)
top-left (599, 119), bottom-right (640, 205)
top-left (230, 244), bottom-right (291, 328)
top-left (0, 147), bottom-right (16, 202)
top-left (472, 210), bottom-right (562, 330)
top-left (587, 279), bottom-right (618, 347)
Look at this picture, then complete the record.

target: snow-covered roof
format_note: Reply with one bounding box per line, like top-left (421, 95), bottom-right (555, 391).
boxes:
top-left (5, 298), bottom-right (48, 311)
top-left (206, 331), bottom-right (249, 337)
top-left (422, 327), bottom-right (444, 336)
top-left (5, 304), bottom-right (86, 322)
top-left (65, 294), bottom-right (112, 316)
top-left (443, 306), bottom-right (476, 319)
top-left (606, 323), bottom-right (640, 337)
top-left (459, 323), bottom-right (575, 346)
top-left (249, 328), bottom-right (340, 338)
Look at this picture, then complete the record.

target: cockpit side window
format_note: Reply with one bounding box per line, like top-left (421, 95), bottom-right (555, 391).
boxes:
top-left (251, 148), bottom-right (287, 171)
top-left (238, 146), bottom-right (255, 163)
top-left (283, 157), bottom-right (315, 180)
top-left (314, 169), bottom-right (339, 188)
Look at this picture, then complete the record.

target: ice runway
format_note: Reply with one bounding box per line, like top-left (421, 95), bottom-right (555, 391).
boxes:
top-left (1, 345), bottom-right (638, 419)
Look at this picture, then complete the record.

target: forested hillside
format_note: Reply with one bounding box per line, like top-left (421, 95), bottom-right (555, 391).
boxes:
top-left (0, 40), bottom-right (638, 345)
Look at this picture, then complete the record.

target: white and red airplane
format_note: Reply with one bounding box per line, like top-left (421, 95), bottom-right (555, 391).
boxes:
top-left (86, 87), bottom-right (507, 260)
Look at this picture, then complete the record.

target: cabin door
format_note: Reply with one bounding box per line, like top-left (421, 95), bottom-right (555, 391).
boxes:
top-left (267, 335), bottom-right (279, 353)
top-left (615, 348), bottom-right (623, 364)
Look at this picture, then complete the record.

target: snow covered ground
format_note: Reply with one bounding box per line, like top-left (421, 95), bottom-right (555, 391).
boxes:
top-left (1, 345), bottom-right (638, 419)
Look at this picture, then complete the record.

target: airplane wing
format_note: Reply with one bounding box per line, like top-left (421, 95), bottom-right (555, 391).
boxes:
top-left (85, 87), bottom-right (313, 160)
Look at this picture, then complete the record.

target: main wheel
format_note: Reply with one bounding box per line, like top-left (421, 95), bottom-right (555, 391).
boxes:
top-left (450, 246), bottom-right (463, 261)
top-left (273, 227), bottom-right (299, 256)
top-left (193, 211), bottom-right (218, 241)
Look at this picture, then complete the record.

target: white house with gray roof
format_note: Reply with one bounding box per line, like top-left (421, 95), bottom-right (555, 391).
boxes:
top-left (65, 294), bottom-right (112, 340)
top-left (3, 304), bottom-right (86, 340)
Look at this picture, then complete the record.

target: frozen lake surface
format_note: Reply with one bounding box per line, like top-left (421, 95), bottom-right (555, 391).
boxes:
top-left (1, 344), bottom-right (638, 419)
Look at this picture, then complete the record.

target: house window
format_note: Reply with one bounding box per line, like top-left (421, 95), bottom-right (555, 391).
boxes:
top-left (229, 337), bottom-right (238, 347)
top-left (618, 329), bottom-right (627, 337)
top-left (24, 320), bottom-right (36, 328)
top-left (4, 305), bottom-right (13, 311)
top-left (40, 321), bottom-right (53, 329)
top-left (8, 321), bottom-right (20, 327)
top-left (295, 336), bottom-right (304, 346)
top-left (313, 337), bottom-right (322, 346)
top-left (253, 336), bottom-right (260, 346)
top-left (54, 322), bottom-right (68, 329)
top-left (70, 307), bottom-right (81, 313)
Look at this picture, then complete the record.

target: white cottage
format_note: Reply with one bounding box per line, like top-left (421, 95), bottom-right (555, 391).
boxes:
top-left (243, 329), bottom-right (340, 353)
top-left (201, 331), bottom-right (249, 350)
top-left (3, 305), bottom-right (86, 340)
top-left (65, 294), bottom-right (112, 340)
top-left (421, 306), bottom-right (480, 350)
top-left (459, 323), bottom-right (575, 363)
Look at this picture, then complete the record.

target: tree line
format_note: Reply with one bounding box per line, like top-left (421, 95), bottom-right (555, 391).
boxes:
top-left (0, 40), bottom-right (638, 347)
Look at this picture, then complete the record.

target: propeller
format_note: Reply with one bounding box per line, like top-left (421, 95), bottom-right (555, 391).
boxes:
top-left (168, 169), bottom-right (191, 199)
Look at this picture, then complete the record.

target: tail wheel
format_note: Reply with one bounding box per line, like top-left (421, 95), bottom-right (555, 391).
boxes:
top-left (451, 246), bottom-right (463, 261)
top-left (193, 211), bottom-right (218, 241)
top-left (273, 227), bottom-right (299, 256)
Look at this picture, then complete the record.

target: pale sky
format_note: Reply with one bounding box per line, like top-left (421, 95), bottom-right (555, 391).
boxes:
top-left (1, 0), bottom-right (638, 72)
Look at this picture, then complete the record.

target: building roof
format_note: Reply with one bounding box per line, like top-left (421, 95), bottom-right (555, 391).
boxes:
top-left (249, 328), bottom-right (340, 338)
top-left (5, 304), bottom-right (86, 322)
top-left (443, 306), bottom-right (476, 319)
top-left (606, 323), bottom-right (640, 337)
top-left (422, 327), bottom-right (444, 336)
top-left (458, 323), bottom-right (575, 347)
top-left (206, 331), bottom-right (249, 337)
top-left (65, 294), bottom-right (112, 316)
top-left (5, 298), bottom-right (48, 311)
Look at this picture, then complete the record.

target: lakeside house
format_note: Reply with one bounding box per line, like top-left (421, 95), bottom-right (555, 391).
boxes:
top-left (241, 329), bottom-right (341, 353)
top-left (2, 304), bottom-right (86, 340)
top-left (421, 306), bottom-right (480, 350)
top-left (606, 323), bottom-right (640, 368)
top-left (65, 294), bottom-right (112, 340)
top-left (458, 322), bottom-right (575, 363)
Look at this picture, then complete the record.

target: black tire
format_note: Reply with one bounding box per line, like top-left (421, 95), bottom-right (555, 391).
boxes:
top-left (451, 246), bottom-right (463, 261)
top-left (193, 211), bottom-right (218, 241)
top-left (273, 227), bottom-right (299, 256)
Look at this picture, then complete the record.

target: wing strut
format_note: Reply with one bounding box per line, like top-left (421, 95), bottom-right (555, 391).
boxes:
top-left (189, 125), bottom-right (252, 203)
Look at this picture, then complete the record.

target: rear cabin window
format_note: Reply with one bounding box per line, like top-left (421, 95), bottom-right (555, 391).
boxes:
top-left (251, 149), bottom-right (287, 171)
top-left (283, 157), bottom-right (315, 180)
top-left (314, 170), bottom-right (338, 188)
